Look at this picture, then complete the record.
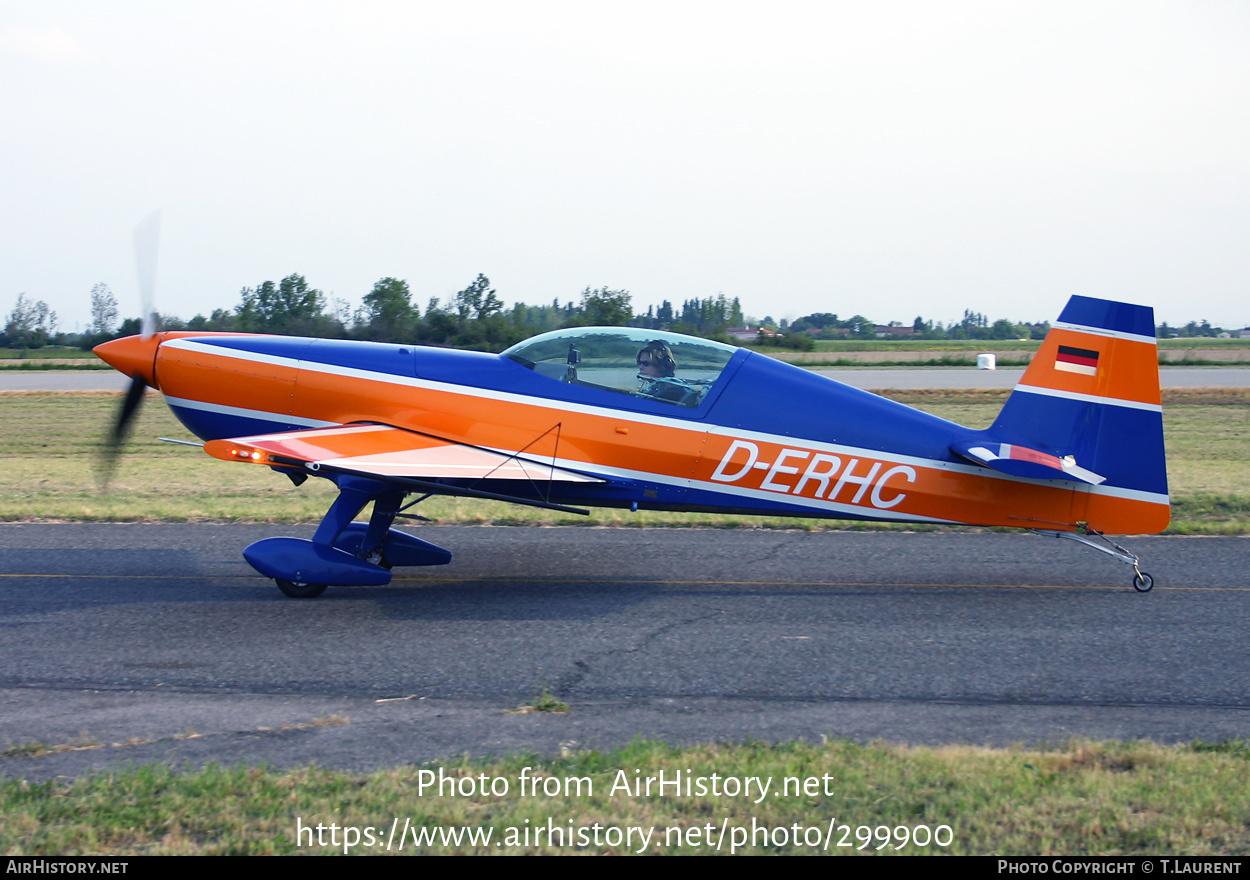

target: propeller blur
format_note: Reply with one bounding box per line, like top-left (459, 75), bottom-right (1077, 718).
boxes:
top-left (98, 212), bottom-right (161, 488)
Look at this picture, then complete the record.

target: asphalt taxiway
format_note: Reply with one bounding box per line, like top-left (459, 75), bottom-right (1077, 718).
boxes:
top-left (2, 524), bottom-right (1247, 780)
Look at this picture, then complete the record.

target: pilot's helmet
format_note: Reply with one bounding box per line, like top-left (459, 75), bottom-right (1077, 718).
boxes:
top-left (637, 341), bottom-right (676, 377)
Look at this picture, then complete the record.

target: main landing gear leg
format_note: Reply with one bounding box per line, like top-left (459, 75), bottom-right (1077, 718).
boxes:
top-left (312, 476), bottom-right (383, 549)
top-left (260, 475), bottom-right (391, 599)
top-left (354, 489), bottom-right (406, 569)
top-left (1029, 528), bottom-right (1154, 592)
top-left (244, 476), bottom-right (450, 598)
top-left (274, 475), bottom-right (393, 596)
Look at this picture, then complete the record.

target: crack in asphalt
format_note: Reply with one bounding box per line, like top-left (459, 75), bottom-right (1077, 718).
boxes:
top-left (554, 608), bottom-right (727, 696)
top-left (705, 532), bottom-right (809, 579)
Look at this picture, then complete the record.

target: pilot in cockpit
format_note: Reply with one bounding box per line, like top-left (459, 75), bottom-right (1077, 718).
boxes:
top-left (636, 340), bottom-right (676, 381)
top-left (637, 341), bottom-right (700, 406)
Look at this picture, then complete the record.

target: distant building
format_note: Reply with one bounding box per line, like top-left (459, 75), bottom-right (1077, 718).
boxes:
top-left (873, 325), bottom-right (918, 338)
top-left (726, 326), bottom-right (780, 342)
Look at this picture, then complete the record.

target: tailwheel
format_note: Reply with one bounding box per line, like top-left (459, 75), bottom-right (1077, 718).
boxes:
top-left (1029, 528), bottom-right (1156, 593)
top-left (276, 579), bottom-right (328, 599)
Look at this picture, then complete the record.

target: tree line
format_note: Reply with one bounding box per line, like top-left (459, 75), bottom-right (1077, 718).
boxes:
top-left (3, 276), bottom-right (757, 351)
top-left (2, 277), bottom-right (1242, 351)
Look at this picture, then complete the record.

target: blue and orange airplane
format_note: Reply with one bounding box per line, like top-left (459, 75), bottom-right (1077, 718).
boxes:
top-left (94, 295), bottom-right (1168, 597)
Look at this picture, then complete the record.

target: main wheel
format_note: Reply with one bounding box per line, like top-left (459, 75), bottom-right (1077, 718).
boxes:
top-left (1132, 572), bottom-right (1154, 593)
top-left (276, 579), bottom-right (328, 599)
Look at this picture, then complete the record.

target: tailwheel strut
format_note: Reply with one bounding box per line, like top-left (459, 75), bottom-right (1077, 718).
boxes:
top-left (1029, 527), bottom-right (1153, 593)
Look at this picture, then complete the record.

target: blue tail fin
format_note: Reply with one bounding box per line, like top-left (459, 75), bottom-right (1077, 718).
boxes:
top-left (984, 295), bottom-right (1168, 532)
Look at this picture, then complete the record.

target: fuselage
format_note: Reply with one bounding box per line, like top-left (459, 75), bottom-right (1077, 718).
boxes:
top-left (94, 326), bottom-right (1168, 533)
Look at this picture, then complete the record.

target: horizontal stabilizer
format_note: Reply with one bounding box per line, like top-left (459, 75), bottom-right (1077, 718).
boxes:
top-left (204, 423), bottom-right (603, 484)
top-left (951, 440), bottom-right (1105, 484)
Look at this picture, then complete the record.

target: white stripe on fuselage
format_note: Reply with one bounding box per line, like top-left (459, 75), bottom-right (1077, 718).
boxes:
top-left (164, 395), bottom-right (338, 429)
top-left (164, 337), bottom-right (1168, 506)
top-left (535, 454), bottom-right (959, 523)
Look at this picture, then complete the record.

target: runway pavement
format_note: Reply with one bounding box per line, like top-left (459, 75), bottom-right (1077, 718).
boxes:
top-left (2, 524), bottom-right (1247, 780)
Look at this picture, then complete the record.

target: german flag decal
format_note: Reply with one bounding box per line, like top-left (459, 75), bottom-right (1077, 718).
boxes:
top-left (1055, 344), bottom-right (1100, 376)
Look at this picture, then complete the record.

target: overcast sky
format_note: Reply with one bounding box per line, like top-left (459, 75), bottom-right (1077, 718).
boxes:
top-left (2, 1), bottom-right (1247, 333)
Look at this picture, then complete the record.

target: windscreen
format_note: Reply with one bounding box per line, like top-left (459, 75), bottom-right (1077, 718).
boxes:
top-left (504, 327), bottom-right (737, 408)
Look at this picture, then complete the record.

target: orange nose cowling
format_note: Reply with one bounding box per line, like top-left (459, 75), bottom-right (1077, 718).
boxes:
top-left (93, 334), bottom-right (162, 389)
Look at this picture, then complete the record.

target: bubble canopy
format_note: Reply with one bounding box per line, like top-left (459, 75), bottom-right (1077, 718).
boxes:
top-left (503, 326), bottom-right (739, 408)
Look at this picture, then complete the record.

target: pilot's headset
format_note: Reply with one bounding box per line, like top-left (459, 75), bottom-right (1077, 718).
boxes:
top-left (638, 341), bottom-right (676, 378)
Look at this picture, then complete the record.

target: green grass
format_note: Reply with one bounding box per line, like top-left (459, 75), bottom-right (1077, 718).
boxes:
top-left (780, 335), bottom-right (1250, 352)
top-left (505, 685), bottom-right (571, 715)
top-left (1159, 338), bottom-right (1250, 350)
top-left (5, 395), bottom-right (1250, 855)
top-left (803, 339), bottom-right (1042, 352)
top-left (0, 346), bottom-right (96, 360)
top-left (0, 361), bottom-right (112, 370)
top-left (7, 339), bottom-right (1250, 369)
top-left (754, 337), bottom-right (1250, 366)
top-left (0, 347), bottom-right (105, 368)
top-left (3, 739), bottom-right (1249, 855)
top-left (2, 388), bottom-right (1248, 532)
top-left (767, 352), bottom-right (1035, 367)
top-left (781, 338), bottom-right (1250, 352)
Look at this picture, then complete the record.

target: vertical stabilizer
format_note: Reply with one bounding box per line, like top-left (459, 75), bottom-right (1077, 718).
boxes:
top-left (990, 296), bottom-right (1169, 533)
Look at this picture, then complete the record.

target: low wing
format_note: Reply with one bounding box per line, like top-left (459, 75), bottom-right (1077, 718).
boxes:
top-left (203, 423), bottom-right (603, 514)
